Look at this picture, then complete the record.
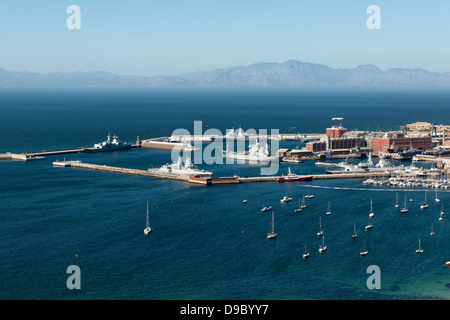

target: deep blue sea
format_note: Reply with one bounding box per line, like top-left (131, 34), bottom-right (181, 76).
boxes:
top-left (0, 88), bottom-right (449, 300)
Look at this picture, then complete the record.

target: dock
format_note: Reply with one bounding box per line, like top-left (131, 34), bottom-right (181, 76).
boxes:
top-left (59, 160), bottom-right (190, 182)
top-left (0, 152), bottom-right (46, 161)
top-left (413, 154), bottom-right (449, 163)
top-left (141, 137), bottom-right (198, 151)
top-left (1, 144), bottom-right (140, 161)
top-left (55, 160), bottom-right (391, 186)
top-left (238, 172), bottom-right (390, 182)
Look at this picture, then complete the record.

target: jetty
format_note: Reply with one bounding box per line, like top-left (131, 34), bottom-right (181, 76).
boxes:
top-left (57, 160), bottom-right (190, 182)
top-left (141, 137), bottom-right (198, 151)
top-left (0, 152), bottom-right (46, 161)
top-left (55, 160), bottom-right (391, 186)
top-left (53, 160), bottom-right (240, 185)
top-left (0, 143), bottom-right (140, 161)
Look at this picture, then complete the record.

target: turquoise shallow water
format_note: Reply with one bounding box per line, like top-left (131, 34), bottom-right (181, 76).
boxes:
top-left (0, 88), bottom-right (449, 299)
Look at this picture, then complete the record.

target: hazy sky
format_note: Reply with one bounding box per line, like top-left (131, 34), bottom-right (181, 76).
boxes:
top-left (1, 0), bottom-right (449, 76)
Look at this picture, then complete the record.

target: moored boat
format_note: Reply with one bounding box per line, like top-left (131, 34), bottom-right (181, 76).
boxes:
top-left (415, 238), bottom-right (423, 254)
top-left (276, 167), bottom-right (313, 182)
top-left (149, 155), bottom-right (212, 178)
top-left (360, 240), bottom-right (368, 256)
top-left (223, 138), bottom-right (278, 164)
top-left (144, 201), bottom-right (152, 235)
top-left (267, 210), bottom-right (277, 239)
top-left (85, 133), bottom-right (132, 153)
top-left (302, 241), bottom-right (310, 259)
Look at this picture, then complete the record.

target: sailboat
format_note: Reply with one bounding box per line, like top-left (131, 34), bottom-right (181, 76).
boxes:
top-left (280, 196), bottom-right (292, 203)
top-left (317, 216), bottom-right (323, 237)
top-left (369, 198), bottom-right (374, 218)
top-left (395, 192), bottom-right (399, 208)
top-left (365, 216), bottom-right (373, 230)
top-left (352, 223), bottom-right (358, 238)
top-left (144, 201), bottom-right (152, 235)
top-left (439, 203), bottom-right (444, 222)
top-left (430, 223), bottom-right (435, 236)
top-left (415, 238), bottom-right (423, 253)
top-left (435, 190), bottom-right (440, 202)
top-left (300, 196), bottom-right (306, 209)
top-left (319, 231), bottom-right (327, 253)
top-left (360, 240), bottom-right (368, 256)
top-left (302, 241), bottom-right (310, 259)
top-left (420, 192), bottom-right (429, 209)
top-left (326, 201), bottom-right (331, 215)
top-left (267, 210), bottom-right (277, 239)
top-left (400, 194), bottom-right (408, 213)
top-left (294, 199), bottom-right (303, 212)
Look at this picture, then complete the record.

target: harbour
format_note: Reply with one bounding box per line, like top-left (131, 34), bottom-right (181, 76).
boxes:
top-left (4, 0), bottom-right (450, 303)
top-left (2, 89), bottom-right (450, 300)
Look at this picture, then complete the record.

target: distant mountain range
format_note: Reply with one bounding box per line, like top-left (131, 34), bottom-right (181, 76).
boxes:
top-left (2, 60), bottom-right (450, 88)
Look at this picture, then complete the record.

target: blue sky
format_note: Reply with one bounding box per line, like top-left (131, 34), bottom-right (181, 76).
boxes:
top-left (1, 0), bottom-right (449, 76)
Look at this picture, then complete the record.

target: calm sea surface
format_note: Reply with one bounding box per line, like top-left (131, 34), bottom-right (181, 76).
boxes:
top-left (0, 88), bottom-right (449, 299)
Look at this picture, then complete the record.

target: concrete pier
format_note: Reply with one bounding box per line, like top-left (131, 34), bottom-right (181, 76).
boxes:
top-left (141, 137), bottom-right (198, 151)
top-left (64, 161), bottom-right (190, 182)
top-left (311, 172), bottom-right (390, 180)
top-left (0, 152), bottom-right (46, 161)
top-left (56, 160), bottom-right (391, 186)
top-left (1, 143), bottom-right (140, 161)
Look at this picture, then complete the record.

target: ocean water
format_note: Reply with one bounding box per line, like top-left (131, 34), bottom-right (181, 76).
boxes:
top-left (0, 88), bottom-right (449, 300)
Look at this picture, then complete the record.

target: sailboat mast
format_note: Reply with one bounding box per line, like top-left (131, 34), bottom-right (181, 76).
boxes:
top-left (271, 211), bottom-right (275, 234)
top-left (146, 200), bottom-right (149, 227)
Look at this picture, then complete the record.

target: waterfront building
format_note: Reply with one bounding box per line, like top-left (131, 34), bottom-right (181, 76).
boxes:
top-left (326, 126), bottom-right (347, 138)
top-left (367, 132), bottom-right (432, 153)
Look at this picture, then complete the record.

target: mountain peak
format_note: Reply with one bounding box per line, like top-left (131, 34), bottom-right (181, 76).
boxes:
top-left (355, 64), bottom-right (382, 72)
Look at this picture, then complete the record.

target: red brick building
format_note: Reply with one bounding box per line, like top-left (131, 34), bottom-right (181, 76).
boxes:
top-left (306, 137), bottom-right (365, 152)
top-left (369, 136), bottom-right (432, 153)
top-left (326, 126), bottom-right (347, 138)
